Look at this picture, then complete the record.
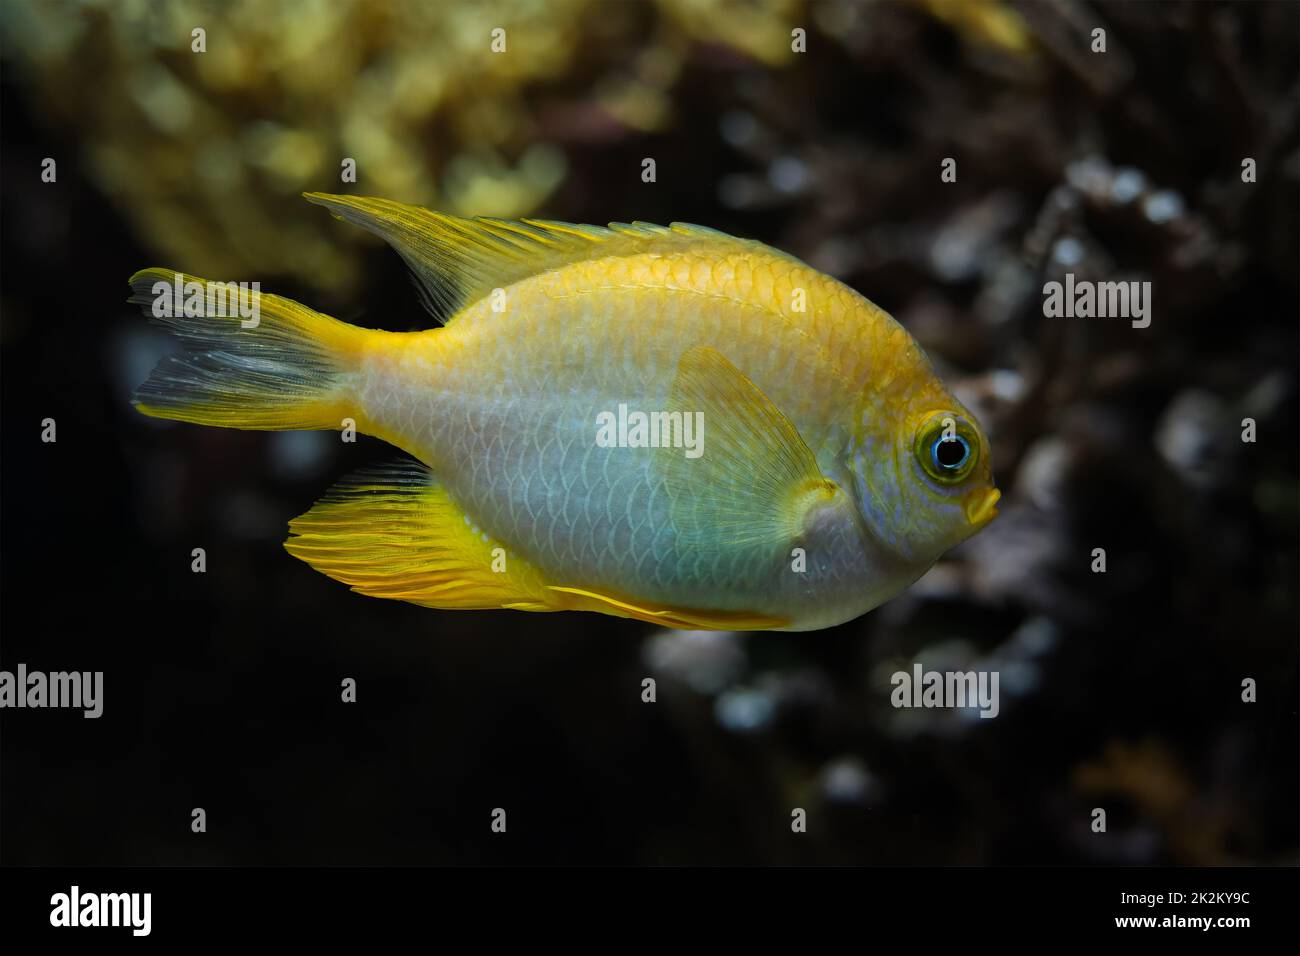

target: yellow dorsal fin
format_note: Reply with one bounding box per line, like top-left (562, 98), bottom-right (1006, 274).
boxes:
top-left (547, 586), bottom-right (787, 631)
top-left (303, 192), bottom-right (801, 325)
top-left (655, 346), bottom-right (851, 556)
top-left (284, 458), bottom-right (552, 610)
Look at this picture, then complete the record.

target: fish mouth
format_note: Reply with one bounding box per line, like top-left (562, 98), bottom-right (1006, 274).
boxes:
top-left (963, 488), bottom-right (1001, 527)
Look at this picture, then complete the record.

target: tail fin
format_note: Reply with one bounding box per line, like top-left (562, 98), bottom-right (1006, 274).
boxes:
top-left (129, 269), bottom-right (371, 430)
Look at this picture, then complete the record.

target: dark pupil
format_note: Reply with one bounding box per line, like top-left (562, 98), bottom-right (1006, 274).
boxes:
top-left (935, 438), bottom-right (967, 469)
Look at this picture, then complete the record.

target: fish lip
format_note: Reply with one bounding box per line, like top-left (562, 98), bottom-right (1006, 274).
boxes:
top-left (964, 488), bottom-right (1001, 526)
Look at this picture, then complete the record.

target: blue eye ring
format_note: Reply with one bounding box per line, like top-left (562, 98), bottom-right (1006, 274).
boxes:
top-left (915, 414), bottom-right (979, 483)
top-left (931, 434), bottom-right (971, 473)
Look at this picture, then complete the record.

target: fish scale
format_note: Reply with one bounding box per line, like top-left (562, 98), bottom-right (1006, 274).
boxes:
top-left (356, 250), bottom-right (885, 614)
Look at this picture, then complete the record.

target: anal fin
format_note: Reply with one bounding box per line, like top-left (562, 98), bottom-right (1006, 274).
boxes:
top-left (547, 585), bottom-right (787, 631)
top-left (284, 458), bottom-right (551, 610)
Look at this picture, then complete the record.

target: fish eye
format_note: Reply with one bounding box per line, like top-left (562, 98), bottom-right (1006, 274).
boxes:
top-left (915, 415), bottom-right (979, 483)
top-left (932, 434), bottom-right (970, 472)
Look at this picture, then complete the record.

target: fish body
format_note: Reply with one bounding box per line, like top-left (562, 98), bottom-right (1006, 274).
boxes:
top-left (131, 195), bottom-right (999, 631)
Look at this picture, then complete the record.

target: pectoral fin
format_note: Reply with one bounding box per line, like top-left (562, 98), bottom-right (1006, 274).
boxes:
top-left (656, 346), bottom-right (845, 554)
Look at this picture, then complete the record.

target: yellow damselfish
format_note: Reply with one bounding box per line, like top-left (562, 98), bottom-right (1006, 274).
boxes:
top-left (130, 194), bottom-right (999, 631)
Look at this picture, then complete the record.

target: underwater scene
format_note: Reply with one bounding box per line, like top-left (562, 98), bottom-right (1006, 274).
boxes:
top-left (1, 0), bottom-right (1296, 893)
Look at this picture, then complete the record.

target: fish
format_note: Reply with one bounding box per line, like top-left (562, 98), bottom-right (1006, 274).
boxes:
top-left (129, 193), bottom-right (999, 632)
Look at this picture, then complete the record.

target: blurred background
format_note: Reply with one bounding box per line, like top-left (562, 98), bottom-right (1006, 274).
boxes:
top-left (1, 0), bottom-right (1296, 865)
